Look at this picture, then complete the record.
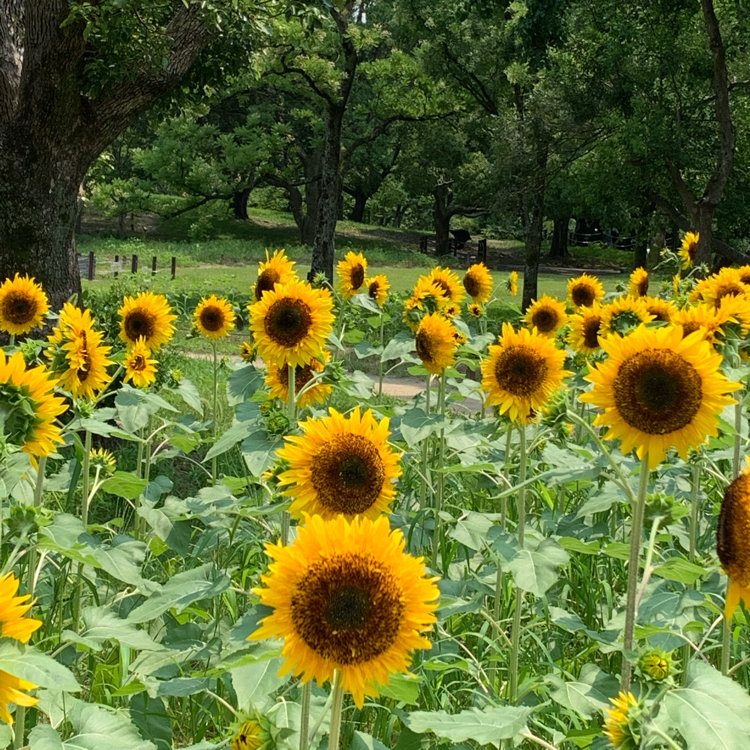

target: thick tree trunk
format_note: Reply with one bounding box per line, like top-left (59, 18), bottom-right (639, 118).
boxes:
top-left (521, 147), bottom-right (548, 311)
top-left (349, 189), bottom-right (369, 223)
top-left (692, 203), bottom-right (716, 269)
top-left (548, 216), bottom-right (569, 259)
top-left (434, 206), bottom-right (452, 256)
top-left (310, 108), bottom-right (344, 282)
top-left (232, 186), bottom-right (253, 220)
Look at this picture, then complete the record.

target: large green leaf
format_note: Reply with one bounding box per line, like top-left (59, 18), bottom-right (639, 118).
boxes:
top-left (0, 642), bottom-right (79, 692)
top-left (100, 471), bottom-right (148, 500)
top-left (227, 363), bottom-right (264, 406)
top-left (505, 537), bottom-right (569, 596)
top-left (405, 706), bottom-right (531, 744)
top-left (548, 664), bottom-right (619, 719)
top-left (115, 386), bottom-right (176, 433)
top-left (62, 607), bottom-right (163, 652)
top-left (129, 694), bottom-right (172, 750)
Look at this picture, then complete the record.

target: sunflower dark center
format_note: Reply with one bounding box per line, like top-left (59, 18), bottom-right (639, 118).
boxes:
top-left (583, 317), bottom-right (601, 349)
top-left (714, 283), bottom-right (744, 303)
top-left (717, 473), bottom-right (750, 585)
top-left (493, 345), bottom-right (549, 396)
top-left (648, 306), bottom-right (670, 322)
top-left (463, 273), bottom-right (480, 298)
top-left (415, 331), bottom-right (434, 363)
top-left (613, 349), bottom-right (702, 435)
top-left (265, 298), bottom-right (313, 347)
top-left (255, 269), bottom-right (280, 300)
top-left (0, 383), bottom-right (41, 446)
top-left (310, 434), bottom-right (386, 514)
top-left (124, 310), bottom-right (155, 343)
top-left (571, 284), bottom-right (595, 307)
top-left (531, 308), bottom-right (558, 333)
top-left (291, 552), bottom-right (403, 665)
top-left (435, 279), bottom-right (451, 298)
top-left (131, 355), bottom-right (146, 371)
top-left (636, 277), bottom-right (649, 296)
top-left (368, 281), bottom-right (380, 299)
top-left (200, 306), bottom-right (224, 332)
top-left (350, 264), bottom-right (365, 290)
top-left (2, 291), bottom-right (37, 325)
top-left (681, 321), bottom-right (700, 336)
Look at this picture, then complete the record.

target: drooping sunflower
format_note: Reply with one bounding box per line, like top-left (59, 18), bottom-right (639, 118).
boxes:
top-left (580, 324), bottom-right (739, 469)
top-left (0, 670), bottom-right (38, 725)
top-left (255, 249), bottom-right (297, 301)
top-left (627, 267), bottom-right (649, 298)
top-left (642, 296), bottom-right (677, 324)
top-left (567, 273), bottom-right (605, 309)
top-left (250, 513), bottom-right (439, 709)
top-left (366, 274), bottom-right (390, 307)
top-left (403, 278), bottom-right (448, 331)
top-left (194, 295), bottom-right (236, 339)
top-left (462, 263), bottom-right (493, 303)
top-left (567, 304), bottom-right (604, 354)
top-left (0, 351), bottom-right (65, 457)
top-left (265, 351), bottom-right (332, 409)
top-left (427, 266), bottom-right (465, 305)
top-left (717, 468), bottom-right (750, 620)
top-left (119, 291), bottom-right (177, 352)
top-left (249, 279), bottom-right (334, 368)
top-left (679, 231), bottom-right (700, 269)
top-left (89, 446), bottom-right (116, 476)
top-left (602, 691), bottom-right (640, 750)
top-left (524, 294), bottom-right (567, 337)
top-left (415, 313), bottom-right (457, 374)
top-left (599, 296), bottom-right (653, 337)
top-left (0, 573), bottom-right (42, 644)
top-left (123, 337), bottom-right (158, 388)
top-left (277, 406), bottom-right (401, 520)
top-left (337, 251), bottom-right (368, 299)
top-left (481, 323), bottom-right (569, 423)
top-left (0, 274), bottom-right (49, 336)
top-left (508, 271), bottom-right (519, 297)
top-left (58, 327), bottom-right (112, 400)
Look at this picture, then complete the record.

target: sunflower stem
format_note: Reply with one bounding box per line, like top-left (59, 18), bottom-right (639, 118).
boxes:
top-left (621, 453), bottom-right (650, 693)
top-left (211, 340), bottom-right (218, 484)
top-left (16, 455), bottom-right (46, 749)
top-left (377, 312), bottom-right (385, 396)
top-left (73, 430), bottom-right (93, 631)
top-left (681, 458), bottom-right (702, 684)
top-left (327, 669), bottom-right (345, 750)
top-left (431, 371), bottom-right (447, 569)
top-left (419, 375), bottom-right (432, 509)
top-left (134, 438), bottom-right (152, 541)
top-left (509, 423), bottom-right (528, 703)
top-left (722, 613), bottom-right (732, 675)
top-left (281, 365), bottom-right (297, 547)
top-left (733, 399), bottom-right (743, 480)
top-left (298, 682), bottom-right (311, 750)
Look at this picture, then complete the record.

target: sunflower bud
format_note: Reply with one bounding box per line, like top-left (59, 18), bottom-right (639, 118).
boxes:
top-left (640, 649), bottom-right (672, 681)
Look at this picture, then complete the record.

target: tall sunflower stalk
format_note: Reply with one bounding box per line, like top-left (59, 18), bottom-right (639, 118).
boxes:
top-left (419, 374), bottom-right (432, 510)
top-left (431, 371), bottom-right (447, 569)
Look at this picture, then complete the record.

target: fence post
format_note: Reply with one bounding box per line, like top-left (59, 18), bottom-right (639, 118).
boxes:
top-left (171, 256), bottom-right (176, 280)
top-left (131, 254), bottom-right (138, 274)
top-left (87, 251), bottom-right (95, 280)
top-left (114, 254), bottom-right (119, 278)
top-left (152, 256), bottom-right (157, 276)
top-left (419, 236), bottom-right (428, 253)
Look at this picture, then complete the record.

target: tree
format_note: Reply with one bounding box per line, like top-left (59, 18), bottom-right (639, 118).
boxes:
top-left (0, 1), bottom-right (266, 310)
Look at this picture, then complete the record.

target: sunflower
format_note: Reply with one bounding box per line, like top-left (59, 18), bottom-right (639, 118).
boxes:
top-left (716, 293), bottom-right (750, 334)
top-left (249, 279), bottom-right (334, 369)
top-left (0, 573), bottom-right (42, 644)
top-left (599, 296), bottom-right (653, 337)
top-left (462, 263), bottom-right (493, 303)
top-left (403, 278), bottom-right (448, 331)
top-left (250, 513), bottom-right (439, 709)
top-left (481, 323), bottom-right (569, 423)
top-left (442, 302), bottom-right (460, 319)
top-left (640, 650), bottom-right (672, 681)
top-left (717, 468), bottom-right (750, 620)
top-left (567, 273), bottom-right (605, 309)
top-left (367, 275), bottom-right (390, 307)
top-left (229, 717), bottom-right (273, 750)
top-left (642, 296), bottom-right (677, 324)
top-left (0, 351), bottom-right (65, 457)
top-left (123, 337), bottom-right (158, 388)
top-left (265, 351), bottom-right (332, 409)
top-left (194, 295), bottom-right (236, 339)
top-left (427, 266), bottom-right (465, 305)
top-left (337, 251), bottom-right (368, 299)
top-left (580, 325), bottom-right (739, 469)
top-left (89, 446), bottom-right (116, 476)
top-left (119, 291), bottom-right (176, 352)
top-left (0, 670), bottom-right (37, 725)
top-left (671, 304), bottom-right (723, 343)
top-left (277, 406), bottom-right (401, 520)
top-left (679, 231), bottom-right (700, 269)
top-left (602, 691), bottom-right (640, 750)
top-left (627, 267), bottom-right (649, 298)
top-left (696, 267), bottom-right (749, 309)
top-left (240, 341), bottom-right (255, 362)
top-left (254, 249), bottom-right (297, 301)
top-left (567, 304), bottom-right (604, 354)
top-left (415, 313), bottom-right (457, 374)
top-left (508, 271), bottom-right (519, 297)
top-left (468, 303), bottom-right (484, 318)
top-left (737, 265), bottom-right (750, 286)
top-left (0, 274), bottom-right (49, 336)
top-left (58, 327), bottom-right (112, 400)
top-left (524, 294), bottom-right (567, 337)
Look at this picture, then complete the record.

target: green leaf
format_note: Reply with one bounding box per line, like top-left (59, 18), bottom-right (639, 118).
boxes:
top-left (405, 706), bottom-right (531, 745)
top-left (505, 538), bottom-right (569, 596)
top-left (351, 732), bottom-right (389, 750)
top-left (29, 724), bottom-right (64, 750)
top-left (175, 377), bottom-right (204, 415)
top-left (230, 658), bottom-right (289, 712)
top-left (129, 694), bottom-right (172, 750)
top-left (241, 429), bottom-right (282, 478)
top-left (101, 471), bottom-right (148, 500)
top-left (381, 331), bottom-right (417, 363)
top-left (377, 672), bottom-right (421, 704)
top-left (548, 664), bottom-right (619, 719)
top-left (116, 386), bottom-right (176, 433)
top-left (652, 557), bottom-right (706, 584)
top-left (204, 420), bottom-right (253, 461)
top-left (227, 363), bottom-right (264, 406)
top-left (399, 408), bottom-right (450, 447)
top-left (0, 641), bottom-right (79, 692)
top-left (63, 607), bottom-right (162, 652)
top-left (65, 698), bottom-right (156, 750)
top-left (657, 662), bottom-right (750, 749)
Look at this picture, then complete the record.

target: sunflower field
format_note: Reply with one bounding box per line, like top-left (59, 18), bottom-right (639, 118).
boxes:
top-left (3, 236), bottom-right (750, 750)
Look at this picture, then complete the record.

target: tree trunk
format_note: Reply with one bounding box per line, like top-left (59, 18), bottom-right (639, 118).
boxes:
top-left (434, 205), bottom-right (452, 256)
top-left (548, 216), bottom-right (569, 259)
top-left (349, 189), bottom-right (369, 223)
top-left (521, 147), bottom-right (548, 311)
top-left (310, 107), bottom-right (344, 282)
top-left (232, 186), bottom-right (253, 220)
top-left (693, 203), bottom-right (716, 269)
